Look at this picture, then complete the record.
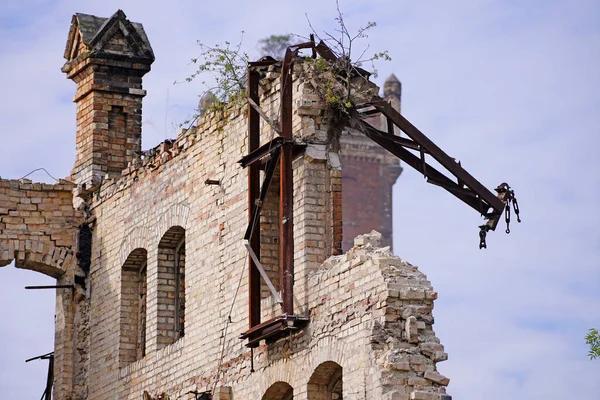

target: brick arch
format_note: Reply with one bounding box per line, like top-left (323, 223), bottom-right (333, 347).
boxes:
top-left (0, 179), bottom-right (83, 278)
top-left (151, 202), bottom-right (190, 243)
top-left (119, 225), bottom-right (151, 266)
top-left (307, 336), bottom-right (347, 372)
top-left (1, 239), bottom-right (75, 278)
top-left (262, 381), bottom-right (293, 400)
top-left (307, 361), bottom-right (343, 400)
top-left (255, 357), bottom-right (295, 396)
top-left (155, 225), bottom-right (186, 347)
top-left (157, 225), bottom-right (185, 248)
top-left (119, 247), bottom-right (148, 365)
top-left (0, 178), bottom-right (84, 399)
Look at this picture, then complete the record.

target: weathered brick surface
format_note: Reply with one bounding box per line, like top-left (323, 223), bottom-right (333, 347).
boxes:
top-left (61, 64), bottom-right (449, 398)
top-left (339, 75), bottom-right (403, 252)
top-left (62, 10), bottom-right (154, 191)
top-left (339, 136), bottom-right (402, 251)
top-left (4, 11), bottom-right (453, 400)
top-left (0, 178), bottom-right (83, 276)
top-left (0, 178), bottom-right (85, 399)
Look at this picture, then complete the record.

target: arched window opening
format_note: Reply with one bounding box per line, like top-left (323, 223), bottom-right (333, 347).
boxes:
top-left (119, 248), bottom-right (147, 365)
top-left (157, 226), bottom-right (185, 348)
top-left (328, 369), bottom-right (343, 400)
top-left (308, 361), bottom-right (343, 400)
top-left (262, 381), bottom-right (293, 400)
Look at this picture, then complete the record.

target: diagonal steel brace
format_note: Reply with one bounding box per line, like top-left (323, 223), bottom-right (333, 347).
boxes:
top-left (245, 242), bottom-right (283, 304)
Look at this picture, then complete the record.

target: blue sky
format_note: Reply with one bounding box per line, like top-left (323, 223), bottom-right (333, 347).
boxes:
top-left (0, 0), bottom-right (599, 398)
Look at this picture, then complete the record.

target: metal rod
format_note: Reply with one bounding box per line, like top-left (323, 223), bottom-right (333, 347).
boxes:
top-left (43, 354), bottom-right (54, 400)
top-left (25, 351), bottom-right (54, 363)
top-left (244, 149), bottom-right (280, 241)
top-left (25, 285), bottom-right (74, 290)
top-left (248, 68), bottom-right (261, 329)
top-left (245, 243), bottom-right (283, 304)
top-left (280, 48), bottom-right (295, 316)
top-left (247, 97), bottom-right (281, 135)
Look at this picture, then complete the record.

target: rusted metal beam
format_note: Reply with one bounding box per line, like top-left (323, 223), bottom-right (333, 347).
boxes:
top-left (239, 137), bottom-right (305, 169)
top-left (244, 148), bottom-right (280, 241)
top-left (387, 116), bottom-right (394, 135)
top-left (248, 68), bottom-right (261, 330)
top-left (371, 99), bottom-right (505, 215)
top-left (357, 120), bottom-right (498, 218)
top-left (247, 97), bottom-right (282, 135)
top-left (239, 137), bottom-right (285, 168)
top-left (240, 314), bottom-right (309, 348)
top-left (248, 56), bottom-right (279, 68)
top-left (280, 48), bottom-right (295, 316)
top-left (315, 41), bottom-right (337, 62)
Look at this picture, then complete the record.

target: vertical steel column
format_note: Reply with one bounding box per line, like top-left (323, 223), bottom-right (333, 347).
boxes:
top-left (387, 116), bottom-right (394, 136)
top-left (280, 50), bottom-right (295, 315)
top-left (43, 355), bottom-right (54, 400)
top-left (248, 69), bottom-right (261, 329)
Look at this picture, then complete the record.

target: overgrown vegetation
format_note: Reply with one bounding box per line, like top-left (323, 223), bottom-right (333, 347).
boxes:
top-left (304, 2), bottom-right (391, 105)
top-left (178, 33), bottom-right (249, 127)
top-left (180, 0), bottom-right (391, 133)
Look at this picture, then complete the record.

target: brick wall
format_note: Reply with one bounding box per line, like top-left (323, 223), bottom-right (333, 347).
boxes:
top-left (0, 178), bottom-right (83, 275)
top-left (62, 60), bottom-right (450, 399)
top-left (339, 76), bottom-right (403, 252)
top-left (0, 11), bottom-right (453, 400)
top-left (0, 178), bottom-right (84, 399)
top-left (339, 134), bottom-right (402, 251)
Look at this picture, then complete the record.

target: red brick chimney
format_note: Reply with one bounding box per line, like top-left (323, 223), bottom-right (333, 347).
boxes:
top-left (339, 74), bottom-right (403, 251)
top-left (62, 10), bottom-right (154, 193)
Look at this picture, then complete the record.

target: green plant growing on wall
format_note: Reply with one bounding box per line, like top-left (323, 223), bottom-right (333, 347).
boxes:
top-left (304, 0), bottom-right (391, 108)
top-left (181, 0), bottom-right (390, 134)
top-left (178, 32), bottom-right (249, 126)
top-left (586, 328), bottom-right (600, 360)
top-left (295, 1), bottom-right (391, 147)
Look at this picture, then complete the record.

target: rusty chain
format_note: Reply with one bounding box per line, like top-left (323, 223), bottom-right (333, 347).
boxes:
top-left (478, 183), bottom-right (522, 249)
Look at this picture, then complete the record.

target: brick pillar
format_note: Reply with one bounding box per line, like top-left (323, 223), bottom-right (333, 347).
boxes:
top-left (339, 74), bottom-right (403, 252)
top-left (61, 10), bottom-right (154, 193)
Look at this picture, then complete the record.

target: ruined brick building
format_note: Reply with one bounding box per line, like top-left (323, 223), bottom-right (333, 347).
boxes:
top-left (0, 10), bottom-right (456, 400)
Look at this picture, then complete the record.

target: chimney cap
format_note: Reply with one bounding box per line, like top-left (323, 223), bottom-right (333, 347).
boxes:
top-left (64, 10), bottom-right (154, 62)
top-left (385, 74), bottom-right (401, 84)
top-left (383, 73), bottom-right (401, 98)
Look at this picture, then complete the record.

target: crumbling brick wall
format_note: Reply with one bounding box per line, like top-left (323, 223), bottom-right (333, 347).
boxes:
top-left (64, 58), bottom-right (451, 399)
top-left (4, 11), bottom-right (451, 400)
top-left (0, 178), bottom-right (85, 400)
top-left (0, 179), bottom-right (82, 275)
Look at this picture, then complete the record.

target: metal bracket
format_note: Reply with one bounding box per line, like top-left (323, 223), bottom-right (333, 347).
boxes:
top-left (245, 242), bottom-right (283, 304)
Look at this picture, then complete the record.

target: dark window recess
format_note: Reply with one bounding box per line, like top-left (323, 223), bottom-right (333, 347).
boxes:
top-left (76, 224), bottom-right (92, 276)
